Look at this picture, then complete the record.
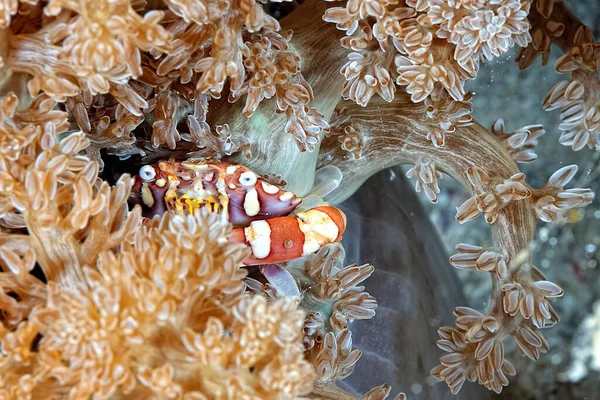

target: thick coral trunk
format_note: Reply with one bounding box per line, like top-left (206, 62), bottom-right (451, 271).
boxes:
top-left (319, 92), bottom-right (543, 392)
top-left (319, 93), bottom-right (536, 259)
top-left (306, 382), bottom-right (362, 400)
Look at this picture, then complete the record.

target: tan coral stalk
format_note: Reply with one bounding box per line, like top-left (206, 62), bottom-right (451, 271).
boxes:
top-left (318, 90), bottom-right (591, 393)
top-left (305, 382), bottom-right (406, 400)
top-left (319, 91), bottom-right (535, 265)
top-left (305, 382), bottom-right (362, 400)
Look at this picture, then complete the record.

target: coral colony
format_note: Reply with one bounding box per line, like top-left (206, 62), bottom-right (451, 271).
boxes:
top-left (0, 0), bottom-right (597, 399)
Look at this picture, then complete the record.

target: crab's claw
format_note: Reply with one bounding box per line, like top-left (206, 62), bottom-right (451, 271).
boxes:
top-left (229, 205), bottom-right (347, 265)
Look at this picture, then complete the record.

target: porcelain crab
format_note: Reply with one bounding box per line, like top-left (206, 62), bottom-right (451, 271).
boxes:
top-left (129, 159), bottom-right (347, 266)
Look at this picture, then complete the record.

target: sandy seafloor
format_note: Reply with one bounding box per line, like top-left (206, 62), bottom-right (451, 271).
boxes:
top-left (403, 3), bottom-right (600, 398)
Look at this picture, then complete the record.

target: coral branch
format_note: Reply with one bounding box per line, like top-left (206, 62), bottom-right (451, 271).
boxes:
top-left (318, 90), bottom-right (535, 266)
top-left (318, 91), bottom-right (591, 393)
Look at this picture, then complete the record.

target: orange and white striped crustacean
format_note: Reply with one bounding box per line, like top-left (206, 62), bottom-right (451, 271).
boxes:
top-left (129, 159), bottom-right (347, 265)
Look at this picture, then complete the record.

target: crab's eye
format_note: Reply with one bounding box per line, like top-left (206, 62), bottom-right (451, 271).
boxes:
top-left (239, 171), bottom-right (257, 187)
top-left (139, 165), bottom-right (156, 181)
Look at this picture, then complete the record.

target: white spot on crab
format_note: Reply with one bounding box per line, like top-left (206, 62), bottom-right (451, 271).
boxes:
top-left (226, 165), bottom-right (239, 175)
top-left (261, 181), bottom-right (280, 194)
top-left (141, 184), bottom-right (154, 207)
top-left (297, 209), bottom-right (339, 255)
top-left (245, 220), bottom-right (271, 259)
top-left (243, 188), bottom-right (260, 216)
top-left (279, 191), bottom-right (295, 202)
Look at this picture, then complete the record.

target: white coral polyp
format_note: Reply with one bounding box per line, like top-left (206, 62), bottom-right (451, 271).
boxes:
top-left (406, 160), bottom-right (443, 203)
top-left (346, 0), bottom-right (399, 20)
top-left (544, 77), bottom-right (600, 151)
top-left (342, 51), bottom-right (395, 106)
top-left (446, 0), bottom-right (531, 66)
top-left (395, 48), bottom-right (466, 102)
